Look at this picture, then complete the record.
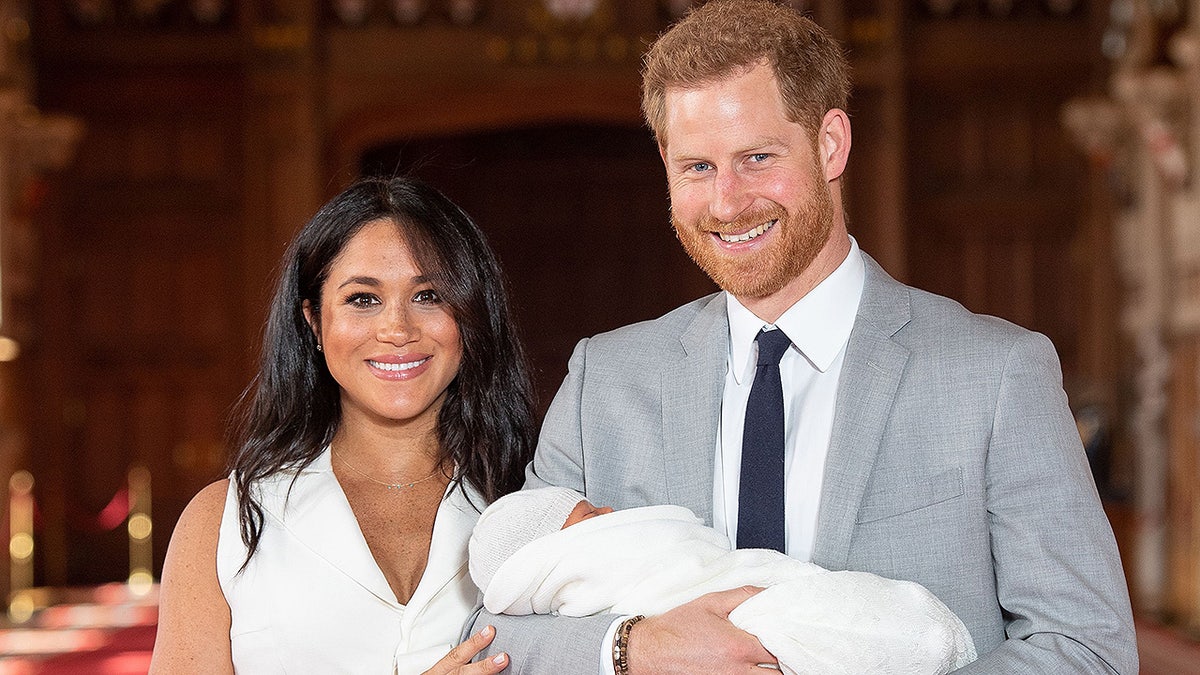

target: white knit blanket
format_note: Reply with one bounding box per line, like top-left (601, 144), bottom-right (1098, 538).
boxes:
top-left (480, 505), bottom-right (976, 675)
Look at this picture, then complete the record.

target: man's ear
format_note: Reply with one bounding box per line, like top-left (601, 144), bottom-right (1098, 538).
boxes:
top-left (818, 108), bottom-right (851, 183)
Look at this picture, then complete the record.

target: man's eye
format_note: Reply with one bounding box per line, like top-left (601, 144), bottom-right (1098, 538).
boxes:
top-left (690, 162), bottom-right (712, 173)
top-left (749, 153), bottom-right (770, 162)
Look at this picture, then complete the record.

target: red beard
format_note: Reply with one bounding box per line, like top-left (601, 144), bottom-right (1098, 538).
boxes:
top-left (672, 173), bottom-right (835, 299)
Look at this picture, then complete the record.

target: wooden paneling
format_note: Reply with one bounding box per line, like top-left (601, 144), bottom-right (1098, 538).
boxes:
top-left (905, 5), bottom-right (1106, 385)
top-left (1167, 338), bottom-right (1200, 629)
top-left (30, 59), bottom-right (246, 583)
top-left (840, 0), bottom-right (907, 277)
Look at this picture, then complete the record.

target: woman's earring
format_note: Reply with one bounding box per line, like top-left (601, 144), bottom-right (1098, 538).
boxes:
top-left (316, 343), bottom-right (323, 352)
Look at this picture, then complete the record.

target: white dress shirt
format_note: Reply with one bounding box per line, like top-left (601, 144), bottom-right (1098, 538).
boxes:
top-left (714, 237), bottom-right (865, 562)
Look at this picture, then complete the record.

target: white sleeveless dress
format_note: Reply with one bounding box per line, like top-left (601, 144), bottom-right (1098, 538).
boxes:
top-left (216, 449), bottom-right (483, 674)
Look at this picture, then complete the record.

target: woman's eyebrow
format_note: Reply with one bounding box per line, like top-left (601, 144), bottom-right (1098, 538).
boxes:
top-left (337, 275), bottom-right (381, 289)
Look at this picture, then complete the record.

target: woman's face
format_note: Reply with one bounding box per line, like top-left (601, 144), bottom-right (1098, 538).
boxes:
top-left (306, 219), bottom-right (463, 432)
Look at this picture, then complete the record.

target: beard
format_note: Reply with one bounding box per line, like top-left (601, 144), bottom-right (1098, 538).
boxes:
top-left (672, 172), bottom-right (835, 300)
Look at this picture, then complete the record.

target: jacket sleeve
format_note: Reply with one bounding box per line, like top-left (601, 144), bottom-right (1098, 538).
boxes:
top-left (529, 337), bottom-right (591, 492)
top-left (473, 339), bottom-right (615, 673)
top-left (956, 331), bottom-right (1137, 673)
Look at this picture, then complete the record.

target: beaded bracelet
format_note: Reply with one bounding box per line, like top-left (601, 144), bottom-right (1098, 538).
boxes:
top-left (612, 614), bottom-right (645, 675)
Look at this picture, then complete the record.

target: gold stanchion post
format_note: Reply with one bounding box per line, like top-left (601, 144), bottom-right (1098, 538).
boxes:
top-left (8, 470), bottom-right (34, 622)
top-left (126, 465), bottom-right (153, 596)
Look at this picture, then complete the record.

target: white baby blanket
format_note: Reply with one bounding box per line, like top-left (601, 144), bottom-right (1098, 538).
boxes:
top-left (479, 505), bottom-right (976, 675)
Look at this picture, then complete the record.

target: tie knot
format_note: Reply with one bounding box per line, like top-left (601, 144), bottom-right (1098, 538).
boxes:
top-left (755, 328), bottom-right (792, 366)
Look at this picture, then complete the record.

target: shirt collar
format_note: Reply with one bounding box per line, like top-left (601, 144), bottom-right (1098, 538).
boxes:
top-left (726, 237), bottom-right (866, 385)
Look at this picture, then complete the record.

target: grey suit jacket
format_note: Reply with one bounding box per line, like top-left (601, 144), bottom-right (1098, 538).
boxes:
top-left (483, 253), bottom-right (1137, 674)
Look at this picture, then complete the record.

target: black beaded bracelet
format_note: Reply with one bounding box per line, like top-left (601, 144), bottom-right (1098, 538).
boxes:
top-left (612, 615), bottom-right (645, 675)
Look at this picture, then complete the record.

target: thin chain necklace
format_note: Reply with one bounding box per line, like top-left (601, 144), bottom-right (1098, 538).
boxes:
top-left (332, 449), bottom-right (442, 491)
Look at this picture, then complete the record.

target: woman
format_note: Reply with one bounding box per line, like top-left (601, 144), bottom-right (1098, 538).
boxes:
top-left (151, 176), bottom-right (535, 674)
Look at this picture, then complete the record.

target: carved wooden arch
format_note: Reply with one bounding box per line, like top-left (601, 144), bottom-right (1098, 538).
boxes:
top-left (327, 76), bottom-right (646, 185)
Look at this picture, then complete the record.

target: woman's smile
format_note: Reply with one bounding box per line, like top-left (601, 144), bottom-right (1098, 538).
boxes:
top-left (366, 354), bottom-right (433, 379)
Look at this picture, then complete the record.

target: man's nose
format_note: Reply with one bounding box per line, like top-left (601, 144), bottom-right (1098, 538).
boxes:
top-left (710, 170), bottom-right (753, 223)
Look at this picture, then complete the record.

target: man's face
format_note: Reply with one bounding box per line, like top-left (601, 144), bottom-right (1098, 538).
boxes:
top-left (660, 63), bottom-right (835, 301)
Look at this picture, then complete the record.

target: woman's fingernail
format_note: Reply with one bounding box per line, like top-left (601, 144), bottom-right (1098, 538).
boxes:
top-left (480, 625), bottom-right (493, 638)
top-left (493, 653), bottom-right (507, 665)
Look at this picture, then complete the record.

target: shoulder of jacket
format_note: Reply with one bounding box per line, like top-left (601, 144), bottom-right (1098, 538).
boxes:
top-left (586, 292), bottom-right (722, 348)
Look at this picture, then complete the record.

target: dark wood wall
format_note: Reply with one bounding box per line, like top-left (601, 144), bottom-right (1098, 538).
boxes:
top-left (22, 0), bottom-right (1114, 586)
top-left (32, 20), bottom-right (249, 583)
top-left (906, 8), bottom-right (1112, 388)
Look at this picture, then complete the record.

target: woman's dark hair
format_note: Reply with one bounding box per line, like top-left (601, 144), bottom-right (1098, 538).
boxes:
top-left (228, 175), bottom-right (536, 561)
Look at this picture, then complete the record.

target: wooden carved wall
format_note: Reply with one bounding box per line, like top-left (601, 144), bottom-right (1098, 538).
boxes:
top-left (32, 4), bottom-right (248, 584)
top-left (21, 0), bottom-right (1115, 589)
top-left (906, 1), bottom-right (1113, 402)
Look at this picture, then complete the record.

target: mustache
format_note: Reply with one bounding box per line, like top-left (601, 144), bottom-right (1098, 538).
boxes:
top-left (692, 204), bottom-right (788, 235)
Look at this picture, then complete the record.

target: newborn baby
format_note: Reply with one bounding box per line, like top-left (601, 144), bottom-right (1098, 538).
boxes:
top-left (469, 487), bottom-right (976, 675)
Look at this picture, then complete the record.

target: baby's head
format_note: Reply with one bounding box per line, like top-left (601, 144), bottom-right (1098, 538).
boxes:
top-left (562, 497), bottom-right (615, 528)
top-left (469, 486), bottom-right (613, 591)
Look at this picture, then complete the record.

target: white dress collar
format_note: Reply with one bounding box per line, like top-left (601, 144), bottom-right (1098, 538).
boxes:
top-left (258, 448), bottom-right (483, 610)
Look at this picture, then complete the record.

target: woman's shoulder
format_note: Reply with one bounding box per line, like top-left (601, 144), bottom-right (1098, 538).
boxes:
top-left (171, 479), bottom-right (232, 555)
top-left (151, 479), bottom-right (236, 673)
top-left (183, 479), bottom-right (232, 523)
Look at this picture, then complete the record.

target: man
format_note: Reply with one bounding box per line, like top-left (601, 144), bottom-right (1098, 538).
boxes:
top-left (479, 1), bottom-right (1137, 672)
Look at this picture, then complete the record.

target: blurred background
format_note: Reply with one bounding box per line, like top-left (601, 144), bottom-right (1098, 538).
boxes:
top-left (0, 0), bottom-right (1197, 671)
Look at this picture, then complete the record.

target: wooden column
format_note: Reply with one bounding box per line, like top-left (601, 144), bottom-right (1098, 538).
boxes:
top-left (0, 0), bottom-right (81, 604)
top-left (241, 0), bottom-right (324, 357)
top-left (838, 0), bottom-right (907, 280)
top-left (1166, 338), bottom-right (1200, 631)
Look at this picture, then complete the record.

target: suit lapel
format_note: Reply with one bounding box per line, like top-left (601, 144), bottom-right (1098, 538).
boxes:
top-left (661, 293), bottom-right (727, 525)
top-left (812, 255), bottom-right (912, 570)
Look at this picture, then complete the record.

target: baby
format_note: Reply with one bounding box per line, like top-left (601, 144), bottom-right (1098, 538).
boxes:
top-left (469, 487), bottom-right (977, 675)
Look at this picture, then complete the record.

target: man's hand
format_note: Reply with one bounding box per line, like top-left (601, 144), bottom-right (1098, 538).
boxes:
top-left (626, 586), bottom-right (778, 674)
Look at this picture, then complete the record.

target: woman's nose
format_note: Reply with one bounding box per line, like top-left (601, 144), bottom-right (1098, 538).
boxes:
top-left (377, 306), bottom-right (416, 344)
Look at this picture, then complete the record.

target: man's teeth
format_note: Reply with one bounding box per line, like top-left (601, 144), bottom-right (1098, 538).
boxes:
top-left (718, 220), bottom-right (777, 243)
top-left (370, 358), bottom-right (429, 371)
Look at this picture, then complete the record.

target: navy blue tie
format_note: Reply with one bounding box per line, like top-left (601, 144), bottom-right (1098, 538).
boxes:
top-left (737, 328), bottom-right (791, 553)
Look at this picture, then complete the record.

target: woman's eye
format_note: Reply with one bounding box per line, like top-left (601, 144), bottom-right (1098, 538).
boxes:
top-left (413, 289), bottom-right (441, 304)
top-left (345, 293), bottom-right (380, 308)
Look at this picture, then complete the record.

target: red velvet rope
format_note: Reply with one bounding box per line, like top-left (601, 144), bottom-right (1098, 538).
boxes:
top-left (28, 487), bottom-right (132, 533)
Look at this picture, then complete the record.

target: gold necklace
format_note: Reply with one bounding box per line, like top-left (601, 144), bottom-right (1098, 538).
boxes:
top-left (333, 449), bottom-right (443, 491)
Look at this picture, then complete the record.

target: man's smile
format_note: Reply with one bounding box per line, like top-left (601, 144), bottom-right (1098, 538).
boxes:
top-left (716, 219), bottom-right (778, 243)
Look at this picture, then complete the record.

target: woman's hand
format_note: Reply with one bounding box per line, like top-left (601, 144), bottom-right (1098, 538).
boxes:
top-left (422, 625), bottom-right (509, 674)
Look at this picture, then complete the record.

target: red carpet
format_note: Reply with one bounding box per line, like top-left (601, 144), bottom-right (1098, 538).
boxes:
top-left (0, 585), bottom-right (156, 675)
top-left (1138, 617), bottom-right (1200, 674)
top-left (3, 585), bottom-right (1200, 673)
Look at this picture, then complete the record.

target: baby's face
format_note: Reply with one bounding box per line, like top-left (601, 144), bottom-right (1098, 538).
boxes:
top-left (562, 500), bottom-right (614, 529)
